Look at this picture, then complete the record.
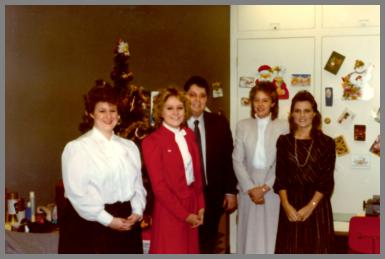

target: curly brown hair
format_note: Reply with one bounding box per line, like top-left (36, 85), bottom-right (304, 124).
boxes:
top-left (78, 80), bottom-right (120, 133)
top-left (152, 87), bottom-right (191, 129)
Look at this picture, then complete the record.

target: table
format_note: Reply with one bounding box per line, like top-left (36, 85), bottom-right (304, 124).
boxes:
top-left (333, 212), bottom-right (356, 236)
top-left (333, 212), bottom-right (366, 253)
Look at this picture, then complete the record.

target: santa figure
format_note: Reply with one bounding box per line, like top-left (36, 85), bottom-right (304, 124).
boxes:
top-left (256, 65), bottom-right (273, 84)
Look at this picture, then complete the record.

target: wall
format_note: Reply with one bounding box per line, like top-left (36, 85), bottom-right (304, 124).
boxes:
top-left (230, 5), bottom-right (380, 252)
top-left (5, 5), bottom-right (230, 205)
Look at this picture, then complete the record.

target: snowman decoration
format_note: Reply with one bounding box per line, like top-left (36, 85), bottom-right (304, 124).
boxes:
top-left (341, 59), bottom-right (374, 100)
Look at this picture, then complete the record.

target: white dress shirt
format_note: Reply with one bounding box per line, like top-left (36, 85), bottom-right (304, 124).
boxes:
top-left (162, 122), bottom-right (195, 185)
top-left (252, 115), bottom-right (271, 169)
top-left (187, 115), bottom-right (207, 183)
top-left (61, 127), bottom-right (147, 226)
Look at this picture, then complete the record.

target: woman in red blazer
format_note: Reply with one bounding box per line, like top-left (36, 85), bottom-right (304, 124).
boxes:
top-left (142, 87), bottom-right (205, 254)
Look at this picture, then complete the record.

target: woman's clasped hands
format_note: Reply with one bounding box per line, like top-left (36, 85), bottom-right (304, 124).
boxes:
top-left (282, 202), bottom-right (315, 222)
top-left (108, 213), bottom-right (142, 231)
top-left (248, 184), bottom-right (270, 204)
top-left (185, 208), bottom-right (205, 228)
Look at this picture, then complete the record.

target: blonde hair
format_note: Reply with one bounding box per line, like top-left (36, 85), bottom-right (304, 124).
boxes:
top-left (152, 87), bottom-right (191, 128)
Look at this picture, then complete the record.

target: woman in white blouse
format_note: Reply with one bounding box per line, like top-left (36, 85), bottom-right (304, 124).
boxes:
top-left (232, 81), bottom-right (288, 254)
top-left (59, 81), bottom-right (147, 253)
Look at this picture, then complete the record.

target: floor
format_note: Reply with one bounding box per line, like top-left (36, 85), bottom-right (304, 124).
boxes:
top-left (214, 214), bottom-right (351, 254)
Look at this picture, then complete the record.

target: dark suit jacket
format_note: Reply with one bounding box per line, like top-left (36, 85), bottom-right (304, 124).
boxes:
top-left (203, 111), bottom-right (238, 201)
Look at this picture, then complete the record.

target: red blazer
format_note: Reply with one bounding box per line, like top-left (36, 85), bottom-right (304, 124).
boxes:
top-left (141, 125), bottom-right (205, 221)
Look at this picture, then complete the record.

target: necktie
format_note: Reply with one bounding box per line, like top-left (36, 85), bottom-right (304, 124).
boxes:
top-left (194, 120), bottom-right (207, 185)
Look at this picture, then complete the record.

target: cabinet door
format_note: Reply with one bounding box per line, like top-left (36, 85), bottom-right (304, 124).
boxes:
top-left (237, 37), bottom-right (315, 121)
top-left (237, 5), bottom-right (315, 31)
top-left (322, 5), bottom-right (380, 28)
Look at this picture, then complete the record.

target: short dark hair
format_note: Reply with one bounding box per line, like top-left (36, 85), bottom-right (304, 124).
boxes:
top-left (249, 81), bottom-right (279, 120)
top-left (78, 80), bottom-right (119, 133)
top-left (289, 90), bottom-right (322, 138)
top-left (183, 75), bottom-right (210, 96)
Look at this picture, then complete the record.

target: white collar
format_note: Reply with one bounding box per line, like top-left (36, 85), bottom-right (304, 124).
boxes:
top-left (162, 122), bottom-right (186, 136)
top-left (188, 113), bottom-right (204, 125)
top-left (255, 114), bottom-right (271, 126)
top-left (91, 127), bottom-right (116, 142)
top-left (187, 112), bottom-right (204, 127)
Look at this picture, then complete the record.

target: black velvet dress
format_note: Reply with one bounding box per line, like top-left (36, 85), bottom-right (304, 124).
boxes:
top-left (273, 133), bottom-right (336, 254)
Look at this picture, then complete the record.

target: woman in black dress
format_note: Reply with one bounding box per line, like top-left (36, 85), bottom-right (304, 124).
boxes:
top-left (273, 90), bottom-right (336, 253)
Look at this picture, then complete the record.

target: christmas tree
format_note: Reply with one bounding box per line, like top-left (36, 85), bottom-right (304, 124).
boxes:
top-left (110, 38), bottom-right (153, 140)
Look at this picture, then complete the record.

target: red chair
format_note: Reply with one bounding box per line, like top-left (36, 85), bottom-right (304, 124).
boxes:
top-left (348, 216), bottom-right (380, 254)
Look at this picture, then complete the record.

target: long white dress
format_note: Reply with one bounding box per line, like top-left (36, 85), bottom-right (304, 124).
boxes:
top-left (232, 117), bottom-right (288, 254)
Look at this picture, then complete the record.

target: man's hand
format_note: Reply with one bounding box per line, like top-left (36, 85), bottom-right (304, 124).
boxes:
top-left (223, 194), bottom-right (237, 213)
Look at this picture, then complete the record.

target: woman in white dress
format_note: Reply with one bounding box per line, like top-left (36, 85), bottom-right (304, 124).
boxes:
top-left (232, 81), bottom-right (288, 254)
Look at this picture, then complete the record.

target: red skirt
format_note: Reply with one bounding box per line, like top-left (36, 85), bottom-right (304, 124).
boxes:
top-left (149, 187), bottom-right (200, 254)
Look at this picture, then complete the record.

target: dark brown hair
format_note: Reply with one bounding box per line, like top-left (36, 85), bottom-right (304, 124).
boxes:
top-left (249, 81), bottom-right (279, 120)
top-left (152, 87), bottom-right (191, 129)
top-left (289, 90), bottom-right (322, 138)
top-left (183, 75), bottom-right (210, 97)
top-left (78, 80), bottom-right (119, 133)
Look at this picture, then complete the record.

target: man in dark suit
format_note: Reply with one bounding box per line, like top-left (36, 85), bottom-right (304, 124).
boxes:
top-left (184, 76), bottom-right (238, 254)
